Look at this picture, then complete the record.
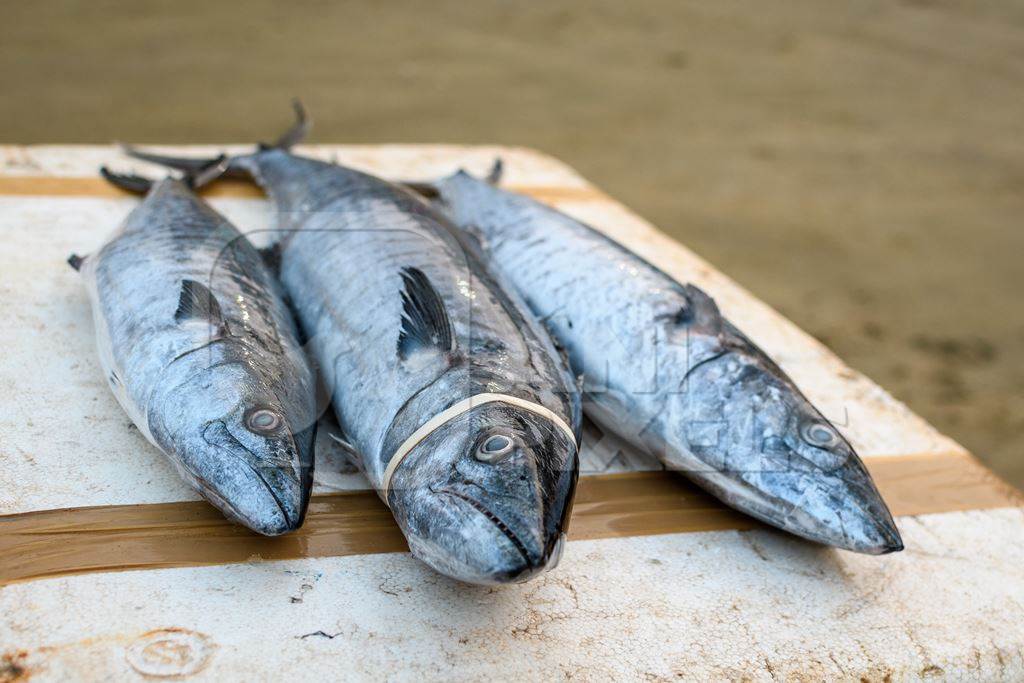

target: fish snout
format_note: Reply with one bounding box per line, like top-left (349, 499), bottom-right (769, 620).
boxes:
top-left (390, 484), bottom-right (560, 585)
top-left (864, 518), bottom-right (904, 555)
top-left (789, 454), bottom-right (904, 554)
top-left (836, 494), bottom-right (903, 555)
top-left (442, 488), bottom-right (559, 582)
top-left (733, 466), bottom-right (904, 555)
top-left (191, 421), bottom-right (312, 535)
top-left (197, 456), bottom-right (307, 536)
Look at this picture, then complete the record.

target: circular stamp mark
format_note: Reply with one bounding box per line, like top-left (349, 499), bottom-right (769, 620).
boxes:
top-left (126, 628), bottom-right (214, 678)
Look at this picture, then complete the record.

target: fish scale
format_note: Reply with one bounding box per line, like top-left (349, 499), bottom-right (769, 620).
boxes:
top-left (246, 150), bottom-right (582, 584)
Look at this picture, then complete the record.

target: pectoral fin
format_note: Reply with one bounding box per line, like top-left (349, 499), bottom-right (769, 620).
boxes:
top-left (397, 267), bottom-right (455, 360)
top-left (661, 284), bottom-right (723, 336)
top-left (175, 279), bottom-right (227, 334)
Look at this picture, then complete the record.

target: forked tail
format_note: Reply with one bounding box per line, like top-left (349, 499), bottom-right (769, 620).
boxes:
top-left (120, 99), bottom-right (310, 176)
top-left (99, 154), bottom-right (229, 195)
top-left (70, 156), bottom-right (232, 272)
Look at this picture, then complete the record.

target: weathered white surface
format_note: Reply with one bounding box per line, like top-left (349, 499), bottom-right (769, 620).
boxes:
top-left (0, 146), bottom-right (1019, 681)
top-left (3, 510), bottom-right (1023, 681)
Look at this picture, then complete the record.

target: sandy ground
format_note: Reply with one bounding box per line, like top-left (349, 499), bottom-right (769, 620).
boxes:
top-left (1, 1), bottom-right (1021, 488)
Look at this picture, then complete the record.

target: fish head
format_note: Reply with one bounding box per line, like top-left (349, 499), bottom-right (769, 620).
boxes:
top-left (150, 363), bottom-right (316, 536)
top-left (764, 392), bottom-right (904, 554)
top-left (671, 349), bottom-right (903, 555)
top-left (387, 401), bottom-right (578, 585)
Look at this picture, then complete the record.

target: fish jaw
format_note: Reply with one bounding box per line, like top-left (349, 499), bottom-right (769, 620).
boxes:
top-left (695, 464), bottom-right (903, 554)
top-left (395, 486), bottom-right (563, 585)
top-left (194, 463), bottom-right (294, 536)
top-left (149, 387), bottom-right (315, 536)
top-left (191, 419), bottom-right (315, 536)
top-left (385, 403), bottom-right (578, 584)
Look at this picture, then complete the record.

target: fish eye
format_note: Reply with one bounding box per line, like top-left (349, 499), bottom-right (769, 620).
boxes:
top-left (476, 433), bottom-right (514, 462)
top-left (246, 408), bottom-right (282, 433)
top-left (801, 421), bottom-right (839, 448)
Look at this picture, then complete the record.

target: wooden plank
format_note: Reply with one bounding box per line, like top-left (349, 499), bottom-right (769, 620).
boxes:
top-left (5, 453), bottom-right (1017, 588)
top-left (0, 175), bottom-right (603, 203)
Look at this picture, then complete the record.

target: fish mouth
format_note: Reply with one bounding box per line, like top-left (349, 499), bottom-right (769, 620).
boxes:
top-left (700, 467), bottom-right (904, 554)
top-left (243, 461), bottom-right (296, 532)
top-left (191, 468), bottom-right (297, 536)
top-left (787, 505), bottom-right (903, 555)
top-left (866, 522), bottom-right (903, 555)
top-left (194, 421), bottom-right (306, 536)
top-left (439, 488), bottom-right (532, 566)
top-left (779, 460), bottom-right (904, 554)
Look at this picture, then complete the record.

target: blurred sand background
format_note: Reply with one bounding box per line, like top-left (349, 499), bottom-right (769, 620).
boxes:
top-left (2, 1), bottom-right (1021, 487)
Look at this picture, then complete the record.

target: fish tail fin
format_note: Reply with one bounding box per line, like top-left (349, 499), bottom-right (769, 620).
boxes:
top-left (261, 98), bottom-right (310, 151)
top-left (118, 145), bottom-right (242, 179)
top-left (101, 155), bottom-right (229, 194)
top-left (189, 155), bottom-right (231, 189)
top-left (100, 166), bottom-right (153, 194)
top-left (121, 99), bottom-right (308, 178)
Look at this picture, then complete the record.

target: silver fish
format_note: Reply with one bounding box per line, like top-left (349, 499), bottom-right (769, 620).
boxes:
top-left (69, 167), bottom-right (317, 535)
top-left (407, 162), bottom-right (903, 555)
top-left (126, 108), bottom-right (582, 584)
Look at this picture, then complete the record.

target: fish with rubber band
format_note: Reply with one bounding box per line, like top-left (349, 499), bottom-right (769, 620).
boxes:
top-left (402, 159), bottom-right (903, 555)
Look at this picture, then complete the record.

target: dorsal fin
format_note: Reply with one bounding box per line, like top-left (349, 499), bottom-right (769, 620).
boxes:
top-left (397, 267), bottom-right (455, 360)
top-left (680, 284), bottom-right (722, 331)
top-left (175, 279), bottom-right (226, 330)
top-left (484, 158), bottom-right (504, 185)
top-left (660, 284), bottom-right (722, 333)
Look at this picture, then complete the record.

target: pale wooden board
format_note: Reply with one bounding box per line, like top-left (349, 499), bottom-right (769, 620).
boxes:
top-left (0, 145), bottom-right (1019, 681)
top-left (3, 510), bottom-right (1024, 682)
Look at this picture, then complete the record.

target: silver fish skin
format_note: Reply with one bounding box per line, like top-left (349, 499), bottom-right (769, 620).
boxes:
top-left (224, 150), bottom-right (581, 584)
top-left (419, 169), bottom-right (902, 555)
top-left (73, 178), bottom-right (317, 535)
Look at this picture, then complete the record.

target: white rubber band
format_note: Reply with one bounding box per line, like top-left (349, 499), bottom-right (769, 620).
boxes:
top-left (380, 393), bottom-right (577, 505)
